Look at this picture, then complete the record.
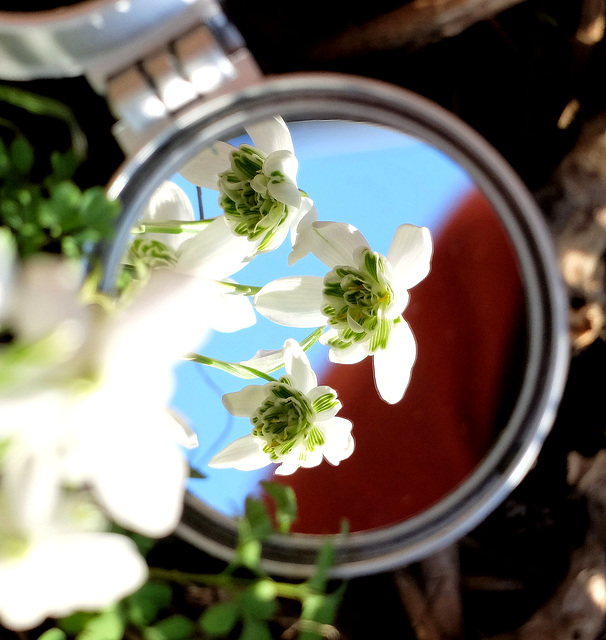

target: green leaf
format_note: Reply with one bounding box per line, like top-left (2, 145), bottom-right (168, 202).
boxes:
top-left (305, 541), bottom-right (335, 594)
top-left (58, 611), bottom-right (97, 635)
top-left (244, 498), bottom-right (273, 542)
top-left (125, 580), bottom-right (173, 627)
top-left (10, 136), bottom-right (34, 174)
top-left (76, 606), bottom-right (126, 640)
top-left (199, 601), bottom-right (240, 636)
top-left (143, 614), bottom-right (195, 640)
top-left (239, 616), bottom-right (272, 640)
top-left (298, 585), bottom-right (347, 640)
top-left (260, 481), bottom-right (297, 533)
top-left (0, 84), bottom-right (87, 158)
top-left (38, 628), bottom-right (67, 640)
top-left (49, 149), bottom-right (79, 182)
top-left (239, 580), bottom-right (277, 621)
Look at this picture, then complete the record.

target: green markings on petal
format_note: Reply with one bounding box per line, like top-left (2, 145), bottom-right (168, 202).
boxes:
top-left (311, 392), bottom-right (339, 414)
top-left (322, 248), bottom-right (395, 353)
top-left (217, 145), bottom-right (298, 249)
top-left (249, 380), bottom-right (332, 463)
top-left (128, 238), bottom-right (178, 270)
top-left (306, 426), bottom-right (325, 451)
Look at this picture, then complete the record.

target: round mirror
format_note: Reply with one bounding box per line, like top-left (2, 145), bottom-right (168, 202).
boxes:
top-left (98, 72), bottom-right (569, 578)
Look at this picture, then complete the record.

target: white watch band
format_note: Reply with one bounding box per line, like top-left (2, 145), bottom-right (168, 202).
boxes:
top-left (0, 0), bottom-right (262, 153)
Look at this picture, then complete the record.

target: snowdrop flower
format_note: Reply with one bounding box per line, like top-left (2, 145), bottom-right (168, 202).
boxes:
top-left (179, 116), bottom-right (316, 255)
top-left (129, 180), bottom-right (256, 334)
top-left (253, 222), bottom-right (433, 404)
top-left (60, 269), bottom-right (216, 537)
top-left (209, 339), bottom-right (354, 476)
top-left (0, 443), bottom-right (146, 630)
top-left (1, 259), bottom-right (211, 537)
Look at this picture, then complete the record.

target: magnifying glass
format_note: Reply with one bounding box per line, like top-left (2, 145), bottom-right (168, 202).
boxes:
top-left (0, 0), bottom-right (570, 578)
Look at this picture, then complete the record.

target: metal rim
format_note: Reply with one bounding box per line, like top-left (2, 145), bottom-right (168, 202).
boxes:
top-left (99, 71), bottom-right (570, 579)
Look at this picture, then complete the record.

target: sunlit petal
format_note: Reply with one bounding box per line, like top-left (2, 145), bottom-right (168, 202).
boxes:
top-left (288, 198), bottom-right (318, 265)
top-left (223, 384), bottom-right (267, 417)
top-left (208, 435), bottom-right (269, 471)
top-left (164, 407), bottom-right (199, 449)
top-left (319, 417), bottom-right (355, 465)
top-left (372, 319), bottom-right (417, 404)
top-left (179, 141), bottom-right (234, 188)
top-left (264, 149), bottom-right (298, 180)
top-left (305, 221), bottom-right (370, 269)
top-left (387, 224), bottom-right (433, 290)
top-left (85, 421), bottom-right (188, 537)
top-left (176, 216), bottom-right (252, 279)
top-left (246, 116), bottom-right (295, 155)
top-left (283, 339), bottom-right (317, 393)
top-left (267, 179), bottom-right (301, 208)
top-left (202, 281), bottom-right (257, 333)
top-left (140, 181), bottom-right (196, 251)
top-left (325, 339), bottom-right (368, 364)
top-left (0, 532), bottom-right (146, 631)
top-left (253, 276), bottom-right (325, 327)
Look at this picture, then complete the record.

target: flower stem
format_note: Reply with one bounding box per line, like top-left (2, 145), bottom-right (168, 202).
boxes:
top-left (184, 353), bottom-right (278, 382)
top-left (148, 567), bottom-right (309, 600)
top-left (131, 219), bottom-right (213, 234)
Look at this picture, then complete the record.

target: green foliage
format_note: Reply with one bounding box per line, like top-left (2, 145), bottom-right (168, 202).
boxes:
top-left (125, 582), bottom-right (174, 627)
top-left (38, 630), bottom-right (67, 640)
top-left (0, 135), bottom-right (120, 260)
top-left (43, 485), bottom-right (346, 640)
top-left (143, 614), bottom-right (194, 640)
top-left (260, 481), bottom-right (297, 534)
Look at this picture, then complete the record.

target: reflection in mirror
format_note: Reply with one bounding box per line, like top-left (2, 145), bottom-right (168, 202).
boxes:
top-left (121, 118), bottom-right (526, 536)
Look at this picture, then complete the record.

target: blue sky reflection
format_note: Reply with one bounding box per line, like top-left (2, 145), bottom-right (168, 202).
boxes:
top-left (169, 120), bottom-right (473, 517)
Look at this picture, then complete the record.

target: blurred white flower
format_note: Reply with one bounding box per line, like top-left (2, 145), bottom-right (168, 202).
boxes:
top-left (179, 116), bottom-right (316, 255)
top-left (209, 339), bottom-right (354, 476)
top-left (0, 443), bottom-right (146, 631)
top-left (253, 222), bottom-right (433, 404)
top-left (0, 255), bottom-right (211, 538)
top-left (129, 180), bottom-right (256, 334)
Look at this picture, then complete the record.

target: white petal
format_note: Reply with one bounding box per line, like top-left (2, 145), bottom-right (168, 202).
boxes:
top-left (99, 270), bottom-right (212, 377)
top-left (140, 181), bottom-right (196, 251)
top-left (289, 198), bottom-right (318, 264)
top-left (385, 289), bottom-right (410, 319)
top-left (264, 149), bottom-right (298, 182)
top-left (209, 435), bottom-right (269, 471)
top-left (253, 276), bottom-right (325, 328)
top-left (325, 338), bottom-right (368, 365)
top-left (305, 221), bottom-right (370, 269)
top-left (222, 384), bottom-right (267, 417)
top-left (319, 417), bottom-right (355, 465)
top-left (246, 116), bottom-right (295, 155)
top-left (2, 448), bottom-right (61, 536)
top-left (387, 225), bottom-right (433, 290)
top-left (87, 421), bottom-right (188, 537)
top-left (10, 255), bottom-right (87, 343)
top-left (267, 179), bottom-right (301, 208)
top-left (283, 339), bottom-right (317, 393)
top-left (239, 348), bottom-right (285, 375)
top-left (164, 407), bottom-right (199, 449)
top-left (308, 386), bottom-right (342, 421)
top-left (176, 216), bottom-right (253, 279)
top-left (0, 227), bottom-right (16, 320)
top-left (372, 319), bottom-right (417, 404)
top-left (179, 141), bottom-right (234, 188)
top-left (201, 281), bottom-right (257, 333)
top-left (0, 532), bottom-right (146, 631)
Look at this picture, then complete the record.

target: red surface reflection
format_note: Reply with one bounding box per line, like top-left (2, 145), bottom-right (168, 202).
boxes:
top-left (274, 189), bottom-right (527, 534)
